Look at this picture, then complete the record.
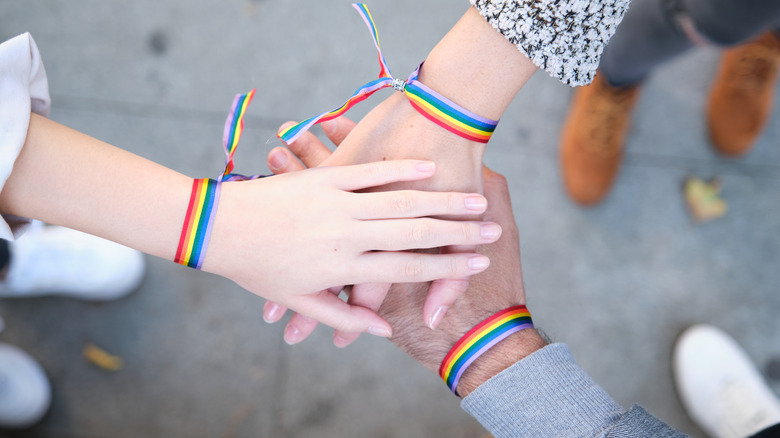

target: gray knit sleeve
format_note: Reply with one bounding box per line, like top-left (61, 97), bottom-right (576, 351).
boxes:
top-left (470, 0), bottom-right (630, 86)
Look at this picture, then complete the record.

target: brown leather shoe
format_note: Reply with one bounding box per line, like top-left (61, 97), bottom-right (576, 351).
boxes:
top-left (708, 31), bottom-right (780, 156)
top-left (560, 73), bottom-right (641, 206)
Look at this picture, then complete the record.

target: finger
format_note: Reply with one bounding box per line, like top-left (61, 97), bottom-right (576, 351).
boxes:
top-left (321, 116), bottom-right (357, 147)
top-left (330, 160), bottom-right (438, 191)
top-left (360, 218), bottom-right (502, 251)
top-left (278, 121), bottom-right (333, 168)
top-left (333, 282), bottom-right (390, 348)
top-left (283, 313), bottom-right (320, 345)
top-left (291, 290), bottom-right (392, 336)
top-left (423, 277), bottom-right (472, 329)
top-left (353, 251), bottom-right (490, 284)
top-left (263, 300), bottom-right (288, 323)
top-left (352, 190), bottom-right (488, 220)
top-left (267, 146), bottom-right (306, 175)
top-left (284, 287), bottom-right (343, 345)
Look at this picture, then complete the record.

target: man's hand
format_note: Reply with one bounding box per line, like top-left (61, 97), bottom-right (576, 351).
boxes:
top-left (377, 167), bottom-right (547, 397)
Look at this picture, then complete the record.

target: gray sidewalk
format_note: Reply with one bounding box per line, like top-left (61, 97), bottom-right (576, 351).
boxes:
top-left (2, 1), bottom-right (780, 437)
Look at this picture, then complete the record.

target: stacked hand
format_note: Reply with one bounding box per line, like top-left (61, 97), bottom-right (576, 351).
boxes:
top-left (206, 142), bottom-right (501, 339)
top-left (265, 116), bottom-right (546, 395)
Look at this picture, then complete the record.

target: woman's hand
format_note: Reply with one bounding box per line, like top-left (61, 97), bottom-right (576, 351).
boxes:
top-left (204, 154), bottom-right (502, 339)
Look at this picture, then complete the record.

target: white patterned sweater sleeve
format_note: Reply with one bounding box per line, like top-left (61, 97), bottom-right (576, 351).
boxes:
top-left (470, 0), bottom-right (630, 86)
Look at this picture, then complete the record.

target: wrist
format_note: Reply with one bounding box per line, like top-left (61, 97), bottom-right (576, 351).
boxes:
top-left (199, 180), bottom-right (247, 279)
top-left (419, 7), bottom-right (536, 120)
top-left (456, 328), bottom-right (547, 397)
top-left (325, 93), bottom-right (485, 194)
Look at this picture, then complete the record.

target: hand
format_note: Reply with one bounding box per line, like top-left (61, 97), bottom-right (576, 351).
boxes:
top-left (204, 135), bottom-right (504, 339)
top-left (287, 7), bottom-right (537, 337)
top-left (263, 117), bottom-right (483, 345)
top-left (378, 166), bottom-right (547, 397)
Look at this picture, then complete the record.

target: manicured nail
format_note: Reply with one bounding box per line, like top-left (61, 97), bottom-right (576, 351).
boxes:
top-left (333, 334), bottom-right (350, 348)
top-left (367, 326), bottom-right (392, 338)
top-left (469, 255), bottom-right (490, 271)
top-left (481, 223), bottom-right (502, 240)
top-left (465, 195), bottom-right (487, 211)
top-left (428, 306), bottom-right (448, 330)
top-left (322, 118), bottom-right (338, 135)
top-left (268, 151), bottom-right (288, 171)
top-left (415, 161), bottom-right (436, 173)
top-left (284, 325), bottom-right (301, 345)
top-left (263, 303), bottom-right (283, 323)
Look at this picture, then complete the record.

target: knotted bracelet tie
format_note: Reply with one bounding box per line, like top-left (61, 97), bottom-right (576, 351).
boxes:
top-left (174, 89), bottom-right (263, 269)
top-left (277, 3), bottom-right (499, 145)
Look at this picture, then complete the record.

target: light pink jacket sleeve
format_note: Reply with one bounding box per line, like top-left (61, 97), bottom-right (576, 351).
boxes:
top-left (0, 33), bottom-right (51, 240)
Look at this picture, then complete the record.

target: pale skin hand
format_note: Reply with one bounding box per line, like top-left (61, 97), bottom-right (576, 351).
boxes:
top-left (0, 113), bottom-right (507, 337)
top-left (276, 7), bottom-right (538, 342)
top-left (265, 123), bottom-right (546, 395)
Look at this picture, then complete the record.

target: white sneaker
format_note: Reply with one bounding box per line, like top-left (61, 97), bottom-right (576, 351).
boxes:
top-left (674, 324), bottom-right (780, 438)
top-left (0, 343), bottom-right (51, 428)
top-left (0, 223), bottom-right (145, 301)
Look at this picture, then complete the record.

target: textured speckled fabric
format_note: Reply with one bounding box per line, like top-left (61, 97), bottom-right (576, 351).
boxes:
top-left (471, 0), bottom-right (630, 86)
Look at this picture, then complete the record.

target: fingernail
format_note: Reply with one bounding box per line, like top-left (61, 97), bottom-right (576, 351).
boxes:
top-left (322, 119), bottom-right (338, 135)
top-left (469, 255), bottom-right (490, 271)
top-left (284, 325), bottom-right (301, 345)
top-left (465, 195), bottom-right (487, 211)
top-left (367, 326), bottom-right (392, 338)
top-left (481, 223), bottom-right (502, 240)
top-left (268, 151), bottom-right (288, 171)
top-left (263, 303), bottom-right (283, 323)
top-left (334, 334), bottom-right (350, 348)
top-left (415, 161), bottom-right (436, 173)
top-left (428, 306), bottom-right (448, 329)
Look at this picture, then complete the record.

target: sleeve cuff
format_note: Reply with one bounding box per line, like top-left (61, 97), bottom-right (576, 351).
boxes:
top-left (0, 33), bottom-right (51, 240)
top-left (461, 343), bottom-right (626, 438)
top-left (470, 0), bottom-right (630, 86)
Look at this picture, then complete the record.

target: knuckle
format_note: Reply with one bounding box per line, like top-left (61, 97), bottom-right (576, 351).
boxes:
top-left (293, 138), bottom-right (312, 156)
top-left (333, 316), bottom-right (352, 333)
top-left (392, 192), bottom-right (415, 214)
top-left (402, 257), bottom-right (426, 279)
top-left (409, 221), bottom-right (433, 243)
top-left (460, 222), bottom-right (475, 241)
top-left (448, 257), bottom-right (462, 276)
top-left (363, 161), bottom-right (385, 178)
top-left (445, 193), bottom-right (458, 211)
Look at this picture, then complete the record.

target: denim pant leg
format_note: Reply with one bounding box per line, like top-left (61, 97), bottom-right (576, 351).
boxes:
top-left (600, 0), bottom-right (780, 86)
top-left (751, 423), bottom-right (780, 438)
top-left (0, 240), bottom-right (9, 271)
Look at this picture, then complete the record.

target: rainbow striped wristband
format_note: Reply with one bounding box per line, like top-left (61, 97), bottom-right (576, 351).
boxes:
top-left (174, 178), bottom-right (222, 270)
top-left (439, 305), bottom-right (534, 395)
top-left (174, 88), bottom-right (264, 270)
top-left (277, 3), bottom-right (499, 145)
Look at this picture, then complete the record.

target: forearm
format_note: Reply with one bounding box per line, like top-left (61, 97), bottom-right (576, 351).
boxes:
top-left (419, 7), bottom-right (536, 121)
top-left (460, 340), bottom-right (688, 437)
top-left (322, 7), bottom-right (536, 194)
top-left (0, 113), bottom-right (190, 260)
top-left (461, 343), bottom-right (628, 438)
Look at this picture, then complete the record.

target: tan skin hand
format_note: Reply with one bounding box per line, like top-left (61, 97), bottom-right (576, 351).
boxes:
top-left (267, 122), bottom-right (546, 395)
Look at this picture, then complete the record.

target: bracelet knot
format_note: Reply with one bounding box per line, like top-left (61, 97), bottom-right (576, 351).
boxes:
top-left (391, 78), bottom-right (407, 92)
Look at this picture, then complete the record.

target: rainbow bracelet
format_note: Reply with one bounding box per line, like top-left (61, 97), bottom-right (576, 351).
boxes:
top-left (277, 3), bottom-right (498, 145)
top-left (174, 89), bottom-right (264, 270)
top-left (439, 305), bottom-right (534, 395)
top-left (174, 178), bottom-right (221, 270)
